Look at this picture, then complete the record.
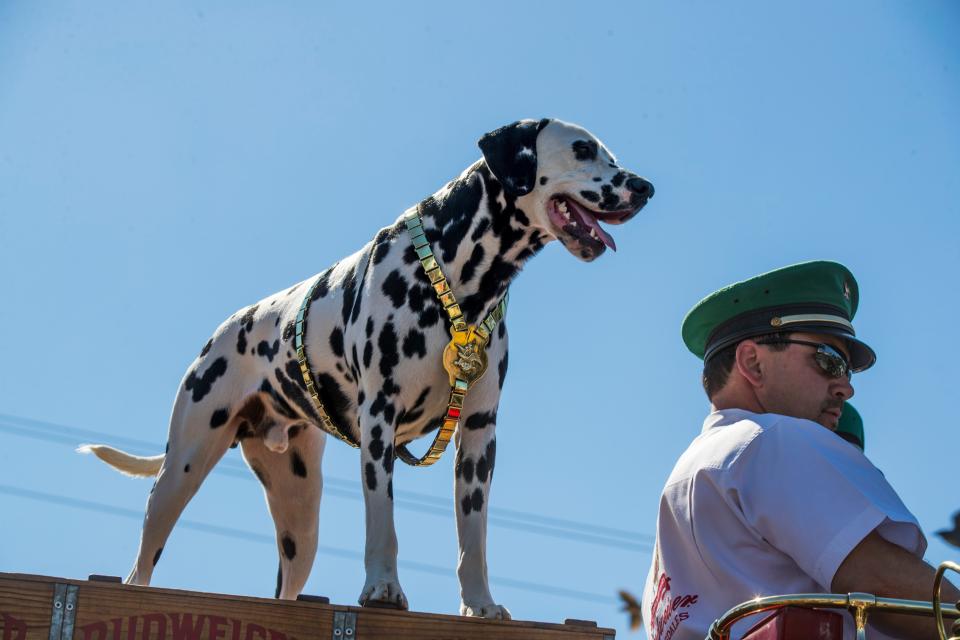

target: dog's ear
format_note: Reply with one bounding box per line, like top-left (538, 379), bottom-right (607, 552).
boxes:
top-left (477, 118), bottom-right (551, 197)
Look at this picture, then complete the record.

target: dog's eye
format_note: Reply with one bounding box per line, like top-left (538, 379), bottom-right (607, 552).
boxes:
top-left (571, 140), bottom-right (598, 162)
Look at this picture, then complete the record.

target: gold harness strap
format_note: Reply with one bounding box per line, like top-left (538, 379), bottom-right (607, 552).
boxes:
top-left (294, 208), bottom-right (508, 467)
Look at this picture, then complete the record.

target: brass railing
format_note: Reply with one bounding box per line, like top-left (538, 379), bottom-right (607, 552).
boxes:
top-left (706, 561), bottom-right (960, 640)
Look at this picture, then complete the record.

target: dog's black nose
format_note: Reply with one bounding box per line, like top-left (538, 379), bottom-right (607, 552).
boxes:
top-left (626, 177), bottom-right (654, 199)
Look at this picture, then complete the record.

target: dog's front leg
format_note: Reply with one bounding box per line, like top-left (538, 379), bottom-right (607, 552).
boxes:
top-left (454, 390), bottom-right (510, 620)
top-left (357, 412), bottom-right (408, 609)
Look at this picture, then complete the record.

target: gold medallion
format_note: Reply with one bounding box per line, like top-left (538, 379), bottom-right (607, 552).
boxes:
top-left (442, 327), bottom-right (489, 388)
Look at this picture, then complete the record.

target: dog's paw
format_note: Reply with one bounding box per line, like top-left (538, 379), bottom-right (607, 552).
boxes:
top-left (358, 579), bottom-right (409, 610)
top-left (460, 602), bottom-right (512, 620)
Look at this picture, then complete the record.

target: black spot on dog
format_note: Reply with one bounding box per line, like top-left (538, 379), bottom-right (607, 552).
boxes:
top-left (471, 487), bottom-right (484, 512)
top-left (363, 341), bottom-right (373, 369)
top-left (384, 403), bottom-right (396, 425)
top-left (285, 359), bottom-right (306, 390)
top-left (402, 244), bottom-right (418, 265)
top-left (184, 357), bottom-right (228, 402)
top-left (476, 453), bottom-right (490, 483)
top-left (351, 344), bottom-right (361, 380)
top-left (498, 322), bottom-right (506, 340)
top-left (184, 464), bottom-right (190, 473)
top-left (257, 339), bottom-right (281, 363)
top-left (358, 390), bottom-right (366, 406)
top-left (593, 176), bottom-right (602, 182)
top-left (275, 317), bottom-right (280, 326)
top-left (572, 139), bottom-right (598, 161)
top-left (251, 462), bottom-right (270, 488)
top-left (460, 256), bottom-right (516, 324)
top-left (458, 457), bottom-right (475, 483)
top-left (378, 322), bottom-right (399, 378)
top-left (165, 441), bottom-right (170, 454)
top-left (471, 217), bottom-right (490, 242)
top-left (282, 535), bottom-right (297, 560)
top-left (460, 244), bottom-right (485, 285)
top-left (611, 171), bottom-right (627, 187)
top-left (465, 410), bottom-right (497, 431)
top-left (369, 425), bottom-right (385, 460)
top-left (261, 378), bottom-right (298, 420)
top-left (485, 438), bottom-right (496, 480)
top-left (579, 190), bottom-right (600, 203)
top-left (210, 408), bottom-right (230, 428)
top-left (275, 563), bottom-right (282, 599)
top-left (291, 450), bottom-right (307, 477)
top-left (237, 329), bottom-right (248, 355)
top-left (372, 227), bottom-right (395, 266)
top-left (365, 462), bottom-right (377, 491)
top-left (383, 443), bottom-right (394, 474)
top-left (407, 284), bottom-right (426, 312)
top-left (539, 176), bottom-right (548, 185)
top-left (370, 392), bottom-right (387, 418)
top-left (387, 478), bottom-right (393, 500)
top-left (418, 305), bottom-right (440, 328)
top-left (461, 493), bottom-right (473, 516)
top-left (366, 317), bottom-right (374, 338)
top-left (498, 352), bottom-right (508, 390)
top-left (339, 265), bottom-right (358, 326)
top-left (200, 338), bottom-right (213, 357)
top-left (282, 319), bottom-right (296, 343)
top-left (382, 270), bottom-right (408, 308)
top-left (153, 547), bottom-right (163, 566)
top-left (288, 424), bottom-right (302, 439)
top-left (310, 268), bottom-right (334, 301)
top-left (329, 327), bottom-right (344, 357)
top-left (315, 373), bottom-right (357, 445)
top-left (402, 329), bottom-right (426, 359)
top-left (240, 305), bottom-right (258, 331)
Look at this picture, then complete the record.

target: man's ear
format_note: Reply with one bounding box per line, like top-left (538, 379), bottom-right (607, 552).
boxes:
top-left (735, 340), bottom-right (764, 388)
top-left (477, 118), bottom-right (551, 197)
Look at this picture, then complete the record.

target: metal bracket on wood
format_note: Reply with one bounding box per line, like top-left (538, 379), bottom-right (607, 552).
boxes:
top-left (331, 611), bottom-right (356, 640)
top-left (48, 583), bottom-right (80, 640)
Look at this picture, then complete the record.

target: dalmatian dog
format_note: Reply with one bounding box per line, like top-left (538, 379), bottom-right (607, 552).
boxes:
top-left (80, 118), bottom-right (654, 619)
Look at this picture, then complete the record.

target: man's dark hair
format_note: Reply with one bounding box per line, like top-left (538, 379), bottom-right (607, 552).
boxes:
top-left (702, 332), bottom-right (792, 400)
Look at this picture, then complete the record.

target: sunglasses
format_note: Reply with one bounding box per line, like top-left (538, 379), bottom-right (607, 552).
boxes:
top-left (755, 338), bottom-right (852, 379)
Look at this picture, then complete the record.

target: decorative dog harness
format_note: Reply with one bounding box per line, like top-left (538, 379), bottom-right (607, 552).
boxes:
top-left (294, 206), bottom-right (508, 467)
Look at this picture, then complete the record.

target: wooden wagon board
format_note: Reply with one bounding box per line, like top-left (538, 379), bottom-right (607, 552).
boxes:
top-left (0, 573), bottom-right (615, 640)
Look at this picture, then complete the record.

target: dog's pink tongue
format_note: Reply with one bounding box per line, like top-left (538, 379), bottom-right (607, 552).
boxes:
top-left (572, 205), bottom-right (617, 251)
top-left (592, 222), bottom-right (617, 251)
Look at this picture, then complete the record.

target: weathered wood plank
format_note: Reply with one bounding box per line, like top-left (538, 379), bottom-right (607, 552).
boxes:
top-left (0, 574), bottom-right (615, 640)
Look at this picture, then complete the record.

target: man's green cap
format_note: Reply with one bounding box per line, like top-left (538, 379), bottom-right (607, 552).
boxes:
top-left (682, 260), bottom-right (876, 372)
top-left (835, 403), bottom-right (865, 451)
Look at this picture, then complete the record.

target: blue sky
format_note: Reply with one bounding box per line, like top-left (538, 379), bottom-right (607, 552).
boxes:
top-left (1, 2), bottom-right (958, 638)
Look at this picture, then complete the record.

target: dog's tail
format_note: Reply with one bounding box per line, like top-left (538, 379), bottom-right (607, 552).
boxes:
top-left (77, 444), bottom-right (164, 478)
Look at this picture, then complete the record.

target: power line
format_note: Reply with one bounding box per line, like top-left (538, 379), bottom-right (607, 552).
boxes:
top-left (0, 412), bottom-right (654, 552)
top-left (0, 483), bottom-right (616, 605)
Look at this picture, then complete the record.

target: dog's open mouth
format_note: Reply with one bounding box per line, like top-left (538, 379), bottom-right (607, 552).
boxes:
top-left (547, 196), bottom-right (636, 253)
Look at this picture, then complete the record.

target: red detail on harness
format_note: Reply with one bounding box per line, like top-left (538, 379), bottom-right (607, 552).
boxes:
top-left (447, 408), bottom-right (461, 418)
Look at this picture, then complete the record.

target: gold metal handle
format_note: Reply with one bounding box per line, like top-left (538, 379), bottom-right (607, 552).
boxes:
top-left (935, 561), bottom-right (960, 640)
top-left (707, 589), bottom-right (960, 640)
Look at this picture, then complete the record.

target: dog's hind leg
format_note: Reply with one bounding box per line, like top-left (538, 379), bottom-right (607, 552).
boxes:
top-left (125, 390), bottom-right (238, 586)
top-left (240, 425), bottom-right (326, 600)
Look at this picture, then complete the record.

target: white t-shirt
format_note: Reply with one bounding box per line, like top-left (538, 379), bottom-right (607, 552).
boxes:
top-left (642, 409), bottom-right (926, 640)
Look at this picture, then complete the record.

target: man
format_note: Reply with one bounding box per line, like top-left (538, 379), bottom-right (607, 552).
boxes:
top-left (643, 261), bottom-right (958, 640)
